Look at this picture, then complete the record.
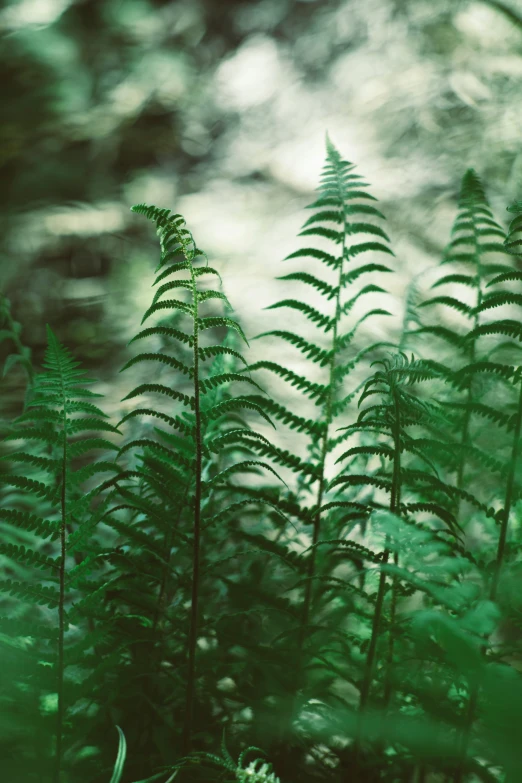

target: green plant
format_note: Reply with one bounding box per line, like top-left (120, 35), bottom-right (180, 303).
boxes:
top-left (1, 139), bottom-right (522, 783)
top-left (0, 326), bottom-right (120, 781)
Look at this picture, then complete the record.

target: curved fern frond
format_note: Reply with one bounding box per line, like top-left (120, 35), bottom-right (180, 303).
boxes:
top-left (246, 361), bottom-right (326, 401)
top-left (125, 204), bottom-right (279, 756)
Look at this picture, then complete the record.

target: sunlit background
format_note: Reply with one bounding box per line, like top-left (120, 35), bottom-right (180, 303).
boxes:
top-left (1, 0), bottom-right (521, 427)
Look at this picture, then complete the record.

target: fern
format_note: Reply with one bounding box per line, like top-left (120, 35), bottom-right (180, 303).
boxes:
top-left (0, 326), bottom-right (120, 781)
top-left (4, 150), bottom-right (522, 783)
top-left (256, 137), bottom-right (394, 616)
top-left (114, 204), bottom-right (279, 766)
top-left (333, 352), bottom-right (465, 769)
top-left (450, 198), bottom-right (522, 783)
top-left (233, 138), bottom-right (398, 771)
top-left (414, 169), bottom-right (511, 504)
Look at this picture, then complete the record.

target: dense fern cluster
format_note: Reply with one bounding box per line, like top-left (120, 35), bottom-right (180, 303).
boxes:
top-left (1, 139), bottom-right (522, 783)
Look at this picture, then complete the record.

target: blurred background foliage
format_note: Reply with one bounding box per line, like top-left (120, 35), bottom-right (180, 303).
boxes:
top-left (1, 0), bottom-right (522, 418)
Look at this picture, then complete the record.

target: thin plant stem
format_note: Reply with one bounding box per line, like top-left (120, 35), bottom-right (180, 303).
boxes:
top-left (355, 386), bottom-right (401, 760)
top-left (299, 169), bottom-right (348, 647)
top-left (383, 390), bottom-right (402, 709)
top-left (490, 378), bottom-right (522, 601)
top-left (54, 388), bottom-right (68, 783)
top-left (181, 258), bottom-right (203, 756)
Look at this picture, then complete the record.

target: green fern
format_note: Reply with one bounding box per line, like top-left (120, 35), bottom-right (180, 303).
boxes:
top-left (232, 138), bottom-right (399, 769)
top-left (0, 325), bottom-right (120, 781)
top-left (414, 169), bottom-right (511, 501)
top-left (4, 151), bottom-right (522, 783)
top-left (333, 352), bottom-right (465, 769)
top-left (255, 137), bottom-right (395, 625)
top-left (114, 204), bottom-right (280, 763)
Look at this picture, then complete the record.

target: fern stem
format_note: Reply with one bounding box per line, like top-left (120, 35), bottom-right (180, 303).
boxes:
top-left (299, 158), bottom-right (348, 647)
top-left (54, 396), bottom-right (67, 783)
top-left (383, 549), bottom-right (398, 708)
top-left (390, 390), bottom-right (402, 515)
top-left (491, 377), bottom-right (522, 600)
top-left (454, 294), bottom-right (479, 502)
top-left (298, 416), bottom-right (329, 640)
top-left (456, 196), bottom-right (483, 498)
top-left (383, 390), bottom-right (402, 707)
top-left (356, 388), bottom-right (401, 752)
top-left (181, 260), bottom-right (203, 756)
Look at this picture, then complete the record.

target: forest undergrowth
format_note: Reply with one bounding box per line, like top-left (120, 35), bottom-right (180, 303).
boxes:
top-left (1, 138), bottom-right (522, 783)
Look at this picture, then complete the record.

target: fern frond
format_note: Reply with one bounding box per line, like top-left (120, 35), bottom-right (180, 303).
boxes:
top-left (418, 296), bottom-right (472, 315)
top-left (0, 579), bottom-right (60, 608)
top-left (277, 271), bottom-right (337, 298)
top-left (120, 352), bottom-right (194, 377)
top-left (255, 330), bottom-right (330, 365)
top-left (199, 372), bottom-right (263, 394)
top-left (0, 543), bottom-right (58, 571)
top-left (198, 344), bottom-right (247, 364)
top-left (128, 325), bottom-right (193, 347)
top-left (141, 298), bottom-right (194, 324)
top-left (432, 273), bottom-right (478, 288)
top-left (411, 325), bottom-right (464, 348)
top-left (198, 315), bottom-right (248, 343)
top-left (465, 319), bottom-right (522, 342)
top-left (117, 408), bottom-right (195, 435)
top-left (246, 361), bottom-right (326, 401)
top-left (0, 508), bottom-right (59, 539)
top-left (202, 460), bottom-right (284, 490)
top-left (240, 394), bottom-right (324, 436)
top-left (265, 299), bottom-right (334, 330)
top-left (0, 294), bottom-right (33, 385)
top-left (452, 361), bottom-right (520, 387)
top-left (121, 383), bottom-right (194, 407)
top-left (200, 397), bottom-right (275, 428)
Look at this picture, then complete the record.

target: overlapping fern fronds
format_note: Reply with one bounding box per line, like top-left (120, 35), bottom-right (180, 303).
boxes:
top-left (409, 181), bottom-right (522, 782)
top-left (297, 510), bottom-right (504, 782)
top-left (330, 352), bottom-right (472, 771)
top-left (4, 149), bottom-right (522, 783)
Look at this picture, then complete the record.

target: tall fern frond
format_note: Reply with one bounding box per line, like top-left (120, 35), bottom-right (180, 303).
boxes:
top-left (118, 205), bottom-right (277, 763)
top-left (413, 170), bottom-right (511, 508)
top-left (256, 136), bottom-right (395, 623)
top-left (0, 326), bottom-right (120, 781)
top-left (238, 137), bottom-right (397, 774)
